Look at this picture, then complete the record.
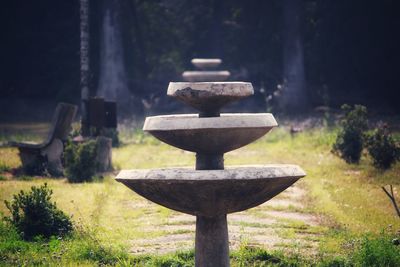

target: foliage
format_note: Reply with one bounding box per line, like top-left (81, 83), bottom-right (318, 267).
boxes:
top-left (3, 183), bottom-right (72, 240)
top-left (69, 224), bottom-right (129, 266)
top-left (129, 250), bottom-right (195, 267)
top-left (64, 140), bottom-right (98, 183)
top-left (230, 246), bottom-right (287, 266)
top-left (366, 124), bottom-right (400, 169)
top-left (351, 232), bottom-right (400, 266)
top-left (2, 0), bottom-right (400, 116)
top-left (0, 216), bottom-right (128, 266)
top-left (332, 104), bottom-right (368, 163)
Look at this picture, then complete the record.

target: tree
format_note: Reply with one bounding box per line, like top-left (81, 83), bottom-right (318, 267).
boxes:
top-left (80, 0), bottom-right (90, 135)
top-left (280, 0), bottom-right (308, 112)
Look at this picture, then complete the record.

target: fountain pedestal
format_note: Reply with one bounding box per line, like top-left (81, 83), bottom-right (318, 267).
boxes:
top-left (116, 82), bottom-right (306, 266)
top-left (195, 146), bottom-right (227, 266)
top-left (196, 215), bottom-right (229, 267)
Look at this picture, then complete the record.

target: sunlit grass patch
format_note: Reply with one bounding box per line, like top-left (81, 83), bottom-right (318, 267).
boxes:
top-left (0, 148), bottom-right (20, 170)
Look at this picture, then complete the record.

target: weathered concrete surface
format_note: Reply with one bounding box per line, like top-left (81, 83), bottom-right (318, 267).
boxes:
top-left (143, 113), bottom-right (277, 154)
top-left (167, 82), bottom-right (253, 114)
top-left (195, 153), bottom-right (224, 170)
top-left (116, 165), bottom-right (305, 217)
top-left (191, 58), bottom-right (222, 69)
top-left (195, 215), bottom-right (229, 267)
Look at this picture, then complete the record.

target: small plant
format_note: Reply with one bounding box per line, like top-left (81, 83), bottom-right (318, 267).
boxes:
top-left (64, 140), bottom-right (98, 183)
top-left (3, 183), bottom-right (73, 240)
top-left (366, 124), bottom-right (400, 169)
top-left (352, 233), bottom-right (400, 266)
top-left (332, 104), bottom-right (368, 163)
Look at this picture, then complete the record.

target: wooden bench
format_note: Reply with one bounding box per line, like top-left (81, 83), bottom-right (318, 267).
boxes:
top-left (9, 103), bottom-right (78, 176)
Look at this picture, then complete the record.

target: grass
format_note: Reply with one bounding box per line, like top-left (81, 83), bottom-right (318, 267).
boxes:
top-left (0, 123), bottom-right (400, 265)
top-left (6, 213), bottom-right (396, 267)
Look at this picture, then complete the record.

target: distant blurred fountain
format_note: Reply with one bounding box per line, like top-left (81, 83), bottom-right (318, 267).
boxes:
top-left (182, 58), bottom-right (230, 82)
top-left (97, 1), bottom-right (131, 107)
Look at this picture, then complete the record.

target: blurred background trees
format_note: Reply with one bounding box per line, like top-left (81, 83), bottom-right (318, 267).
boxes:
top-left (1, 0), bottom-right (399, 120)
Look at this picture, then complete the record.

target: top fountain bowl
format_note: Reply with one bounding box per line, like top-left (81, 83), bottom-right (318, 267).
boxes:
top-left (191, 58), bottom-right (222, 69)
top-left (168, 82), bottom-right (253, 114)
top-left (116, 165), bottom-right (306, 217)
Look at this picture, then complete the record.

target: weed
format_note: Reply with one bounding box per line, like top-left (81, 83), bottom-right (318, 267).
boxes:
top-left (3, 183), bottom-right (73, 240)
top-left (231, 245), bottom-right (290, 266)
top-left (352, 232), bottom-right (400, 266)
top-left (64, 140), bottom-right (98, 183)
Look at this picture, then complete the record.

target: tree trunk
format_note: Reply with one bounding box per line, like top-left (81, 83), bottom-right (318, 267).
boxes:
top-left (281, 0), bottom-right (308, 112)
top-left (211, 0), bottom-right (223, 58)
top-left (127, 0), bottom-right (148, 79)
top-left (80, 0), bottom-right (90, 135)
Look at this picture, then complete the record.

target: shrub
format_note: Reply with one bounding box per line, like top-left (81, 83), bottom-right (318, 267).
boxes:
top-left (64, 140), bottom-right (97, 183)
top-left (332, 104), bottom-right (368, 163)
top-left (3, 183), bottom-right (73, 240)
top-left (352, 233), bottom-right (400, 266)
top-left (366, 124), bottom-right (400, 169)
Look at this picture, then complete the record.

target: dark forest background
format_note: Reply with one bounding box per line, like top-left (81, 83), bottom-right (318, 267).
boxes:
top-left (1, 0), bottom-right (400, 121)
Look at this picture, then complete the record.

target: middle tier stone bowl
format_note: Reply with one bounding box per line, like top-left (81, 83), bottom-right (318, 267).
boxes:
top-left (144, 113), bottom-right (277, 154)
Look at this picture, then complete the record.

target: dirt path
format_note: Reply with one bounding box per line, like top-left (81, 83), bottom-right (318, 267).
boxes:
top-left (129, 181), bottom-right (326, 255)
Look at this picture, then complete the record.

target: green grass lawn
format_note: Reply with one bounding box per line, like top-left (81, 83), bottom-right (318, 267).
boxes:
top-left (0, 124), bottom-right (399, 266)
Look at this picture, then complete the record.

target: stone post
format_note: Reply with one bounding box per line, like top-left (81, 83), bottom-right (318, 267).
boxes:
top-left (195, 215), bottom-right (229, 267)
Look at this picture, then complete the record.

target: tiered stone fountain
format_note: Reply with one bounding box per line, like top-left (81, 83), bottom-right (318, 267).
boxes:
top-left (116, 81), bottom-right (305, 267)
top-left (182, 58), bottom-right (231, 82)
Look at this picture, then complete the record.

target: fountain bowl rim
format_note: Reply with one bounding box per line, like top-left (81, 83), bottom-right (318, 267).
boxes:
top-left (191, 58), bottom-right (222, 63)
top-left (168, 81), bottom-right (252, 97)
top-left (143, 113), bottom-right (278, 131)
top-left (116, 164), bottom-right (306, 181)
top-left (181, 71), bottom-right (231, 75)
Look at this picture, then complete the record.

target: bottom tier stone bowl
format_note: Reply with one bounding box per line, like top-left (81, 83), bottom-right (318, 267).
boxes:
top-left (116, 165), bottom-right (305, 217)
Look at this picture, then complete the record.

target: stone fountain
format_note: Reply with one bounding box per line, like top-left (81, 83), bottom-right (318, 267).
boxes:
top-left (116, 81), bottom-right (305, 267)
top-left (182, 58), bottom-right (231, 82)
